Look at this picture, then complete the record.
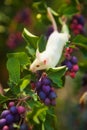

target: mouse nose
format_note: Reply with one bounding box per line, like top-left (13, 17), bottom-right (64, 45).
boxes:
top-left (29, 66), bottom-right (35, 73)
top-left (29, 66), bottom-right (32, 71)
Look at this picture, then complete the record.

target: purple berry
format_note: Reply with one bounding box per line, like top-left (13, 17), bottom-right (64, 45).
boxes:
top-left (39, 91), bottom-right (46, 100)
top-left (70, 15), bottom-right (85, 35)
top-left (10, 106), bottom-right (18, 114)
top-left (17, 106), bottom-right (26, 114)
top-left (72, 65), bottom-right (79, 72)
top-left (0, 119), bottom-right (6, 128)
top-left (1, 110), bottom-right (10, 118)
top-left (41, 77), bottom-right (51, 85)
top-left (71, 56), bottom-right (78, 64)
top-left (8, 102), bottom-right (15, 107)
top-left (20, 124), bottom-right (28, 130)
top-left (6, 114), bottom-right (14, 124)
top-left (77, 24), bottom-right (83, 30)
top-left (49, 91), bottom-right (57, 99)
top-left (36, 80), bottom-right (42, 90)
top-left (2, 125), bottom-right (9, 130)
top-left (73, 19), bottom-right (78, 24)
top-left (70, 72), bottom-right (76, 78)
top-left (44, 98), bottom-right (51, 105)
top-left (66, 61), bottom-right (73, 70)
top-left (42, 85), bottom-right (51, 94)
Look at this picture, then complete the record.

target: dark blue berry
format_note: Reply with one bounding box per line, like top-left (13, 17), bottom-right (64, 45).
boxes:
top-left (0, 119), bottom-right (6, 128)
top-left (39, 91), bottom-right (46, 100)
top-left (44, 98), bottom-right (51, 105)
top-left (42, 85), bottom-right (51, 94)
top-left (77, 16), bottom-right (85, 26)
top-left (41, 77), bottom-right (51, 85)
top-left (20, 124), bottom-right (28, 130)
top-left (1, 110), bottom-right (10, 118)
top-left (49, 91), bottom-right (57, 99)
top-left (71, 56), bottom-right (78, 64)
top-left (66, 61), bottom-right (73, 70)
top-left (61, 59), bottom-right (68, 66)
top-left (10, 106), bottom-right (18, 114)
top-left (6, 114), bottom-right (14, 124)
top-left (36, 80), bottom-right (42, 90)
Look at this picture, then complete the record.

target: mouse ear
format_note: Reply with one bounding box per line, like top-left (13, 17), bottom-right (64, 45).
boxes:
top-left (43, 59), bottom-right (48, 65)
top-left (36, 49), bottom-right (40, 58)
top-left (43, 59), bottom-right (47, 64)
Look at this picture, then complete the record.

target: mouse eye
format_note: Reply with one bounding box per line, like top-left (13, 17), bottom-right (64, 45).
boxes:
top-left (36, 65), bottom-right (40, 67)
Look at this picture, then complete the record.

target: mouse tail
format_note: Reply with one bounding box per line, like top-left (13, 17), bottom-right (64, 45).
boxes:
top-left (47, 7), bottom-right (58, 31)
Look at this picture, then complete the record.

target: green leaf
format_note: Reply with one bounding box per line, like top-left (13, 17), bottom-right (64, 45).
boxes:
top-left (73, 35), bottom-right (87, 57)
top-left (73, 35), bottom-right (87, 47)
top-left (39, 109), bottom-right (47, 122)
top-left (7, 57), bottom-right (20, 84)
top-left (63, 6), bottom-right (78, 16)
top-left (80, 48), bottom-right (87, 57)
top-left (58, 4), bottom-right (78, 16)
top-left (47, 66), bottom-right (67, 87)
top-left (26, 46), bottom-right (35, 58)
top-left (7, 52), bottom-right (30, 68)
top-left (27, 103), bottom-right (48, 125)
top-left (37, 35), bottom-right (47, 52)
top-left (44, 121), bottom-right (54, 130)
top-left (20, 79), bottom-right (30, 92)
top-left (22, 28), bottom-right (39, 49)
top-left (33, 106), bottom-right (48, 124)
top-left (0, 94), bottom-right (9, 104)
top-left (32, 1), bottom-right (46, 13)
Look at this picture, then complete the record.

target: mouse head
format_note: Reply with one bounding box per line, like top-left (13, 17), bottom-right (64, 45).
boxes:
top-left (30, 49), bottom-right (48, 72)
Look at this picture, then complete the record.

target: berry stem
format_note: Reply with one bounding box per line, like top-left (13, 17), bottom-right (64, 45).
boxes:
top-left (17, 96), bottom-right (31, 106)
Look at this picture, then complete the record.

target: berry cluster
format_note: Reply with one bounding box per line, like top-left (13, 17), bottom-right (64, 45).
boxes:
top-left (70, 14), bottom-right (85, 35)
top-left (14, 8), bottom-right (31, 26)
top-left (0, 102), bottom-right (29, 130)
top-left (61, 47), bottom-right (79, 78)
top-left (6, 32), bottom-right (23, 49)
top-left (35, 75), bottom-right (57, 106)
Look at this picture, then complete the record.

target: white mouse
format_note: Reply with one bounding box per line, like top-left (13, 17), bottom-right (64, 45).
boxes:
top-left (30, 8), bottom-right (69, 72)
